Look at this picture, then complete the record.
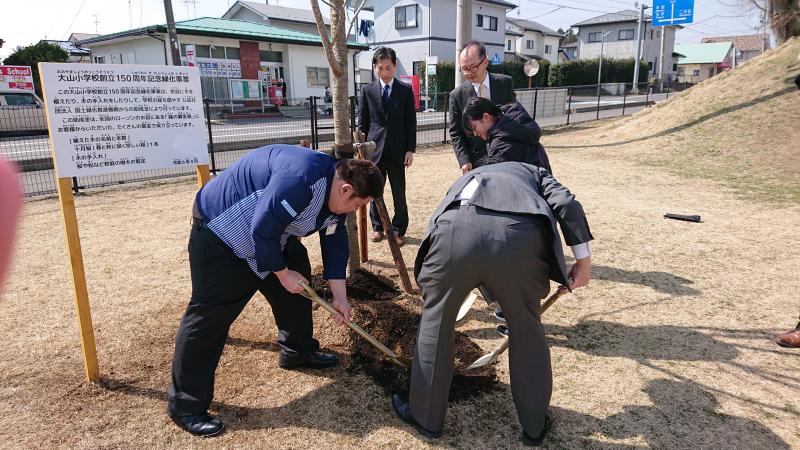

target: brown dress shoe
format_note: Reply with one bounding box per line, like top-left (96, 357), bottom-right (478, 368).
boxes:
top-left (395, 235), bottom-right (405, 247)
top-left (371, 231), bottom-right (384, 242)
top-left (775, 329), bottom-right (800, 348)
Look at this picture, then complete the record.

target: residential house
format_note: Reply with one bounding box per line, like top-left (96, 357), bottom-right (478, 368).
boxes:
top-left (504, 18), bottom-right (562, 65)
top-left (700, 34), bottom-right (768, 65)
top-left (77, 17), bottom-right (367, 101)
top-left (674, 42), bottom-right (734, 83)
top-left (359, 0), bottom-right (517, 81)
top-left (559, 41), bottom-right (578, 62)
top-left (222, 1), bottom-right (328, 36)
top-left (40, 40), bottom-right (92, 63)
top-left (572, 10), bottom-right (680, 81)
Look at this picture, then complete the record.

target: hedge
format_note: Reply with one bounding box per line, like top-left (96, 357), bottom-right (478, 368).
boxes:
top-left (548, 57), bottom-right (648, 87)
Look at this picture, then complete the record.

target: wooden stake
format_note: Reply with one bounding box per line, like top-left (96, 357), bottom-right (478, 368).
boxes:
top-left (357, 204), bottom-right (368, 263)
top-left (56, 177), bottom-right (100, 382)
top-left (374, 198), bottom-right (413, 294)
top-left (195, 164), bottom-right (211, 189)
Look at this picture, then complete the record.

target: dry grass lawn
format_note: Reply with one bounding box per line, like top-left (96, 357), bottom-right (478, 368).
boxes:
top-left (2, 39), bottom-right (799, 449)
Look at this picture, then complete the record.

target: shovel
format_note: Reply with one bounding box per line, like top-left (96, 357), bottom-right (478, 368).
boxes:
top-left (298, 280), bottom-right (413, 369)
top-left (465, 286), bottom-right (568, 370)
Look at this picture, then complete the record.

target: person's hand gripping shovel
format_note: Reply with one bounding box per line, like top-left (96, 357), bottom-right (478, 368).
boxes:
top-left (465, 284), bottom-right (570, 370)
top-left (298, 280), bottom-right (412, 369)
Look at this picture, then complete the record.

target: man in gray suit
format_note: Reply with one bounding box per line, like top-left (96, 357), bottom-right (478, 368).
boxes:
top-left (391, 161), bottom-right (593, 446)
top-left (449, 41), bottom-right (516, 174)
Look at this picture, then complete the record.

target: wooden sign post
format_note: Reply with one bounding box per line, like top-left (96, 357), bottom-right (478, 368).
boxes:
top-left (39, 62), bottom-right (208, 382)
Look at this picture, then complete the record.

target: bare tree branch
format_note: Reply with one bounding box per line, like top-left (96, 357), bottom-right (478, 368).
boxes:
top-left (346, 0), bottom-right (368, 38)
top-left (310, 0), bottom-right (339, 72)
top-left (747, 0), bottom-right (766, 12)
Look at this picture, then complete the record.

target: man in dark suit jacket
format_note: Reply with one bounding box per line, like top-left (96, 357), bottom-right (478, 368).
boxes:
top-left (357, 47), bottom-right (417, 246)
top-left (449, 41), bottom-right (516, 174)
top-left (390, 161), bottom-right (593, 446)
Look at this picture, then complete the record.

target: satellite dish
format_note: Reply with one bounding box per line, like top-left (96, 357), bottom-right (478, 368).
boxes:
top-left (523, 59), bottom-right (540, 77)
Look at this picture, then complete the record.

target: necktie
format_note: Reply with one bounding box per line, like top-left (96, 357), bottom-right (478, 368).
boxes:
top-left (382, 84), bottom-right (390, 108)
top-left (479, 83), bottom-right (489, 99)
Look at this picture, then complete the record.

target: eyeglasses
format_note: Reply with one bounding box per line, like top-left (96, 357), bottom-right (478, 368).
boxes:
top-left (460, 57), bottom-right (486, 73)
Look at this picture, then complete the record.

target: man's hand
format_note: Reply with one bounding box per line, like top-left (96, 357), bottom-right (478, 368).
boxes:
top-left (274, 268), bottom-right (308, 294)
top-left (568, 257), bottom-right (591, 290)
top-left (460, 163), bottom-right (473, 174)
top-left (330, 296), bottom-right (351, 325)
top-left (404, 151), bottom-right (414, 168)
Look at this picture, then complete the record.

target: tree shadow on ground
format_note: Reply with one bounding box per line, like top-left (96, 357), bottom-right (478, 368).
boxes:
top-left (591, 264), bottom-right (699, 296)
top-left (546, 86), bottom-right (797, 149)
top-left (551, 378), bottom-right (791, 449)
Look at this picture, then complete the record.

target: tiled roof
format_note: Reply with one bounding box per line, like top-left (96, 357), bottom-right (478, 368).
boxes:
top-left (701, 34), bottom-right (766, 52)
top-left (507, 18), bottom-right (563, 37)
top-left (572, 9), bottom-right (651, 27)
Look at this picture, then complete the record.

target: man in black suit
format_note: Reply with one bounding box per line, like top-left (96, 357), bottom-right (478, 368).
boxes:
top-left (449, 41), bottom-right (516, 174)
top-left (391, 161), bottom-right (593, 446)
top-left (357, 47), bottom-right (417, 247)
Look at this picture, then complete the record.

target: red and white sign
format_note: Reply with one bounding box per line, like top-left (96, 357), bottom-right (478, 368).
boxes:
top-left (0, 65), bottom-right (35, 91)
top-left (185, 44), bottom-right (196, 67)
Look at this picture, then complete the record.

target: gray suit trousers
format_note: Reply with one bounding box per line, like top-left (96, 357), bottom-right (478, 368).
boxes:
top-left (411, 204), bottom-right (553, 436)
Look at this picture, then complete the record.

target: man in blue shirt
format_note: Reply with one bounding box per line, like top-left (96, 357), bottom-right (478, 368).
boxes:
top-left (167, 144), bottom-right (383, 437)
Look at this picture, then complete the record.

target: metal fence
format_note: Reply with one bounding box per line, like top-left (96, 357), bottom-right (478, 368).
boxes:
top-left (7, 82), bottom-right (687, 198)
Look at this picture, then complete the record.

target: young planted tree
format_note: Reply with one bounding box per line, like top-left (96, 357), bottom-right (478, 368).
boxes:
top-left (310, 0), bottom-right (368, 271)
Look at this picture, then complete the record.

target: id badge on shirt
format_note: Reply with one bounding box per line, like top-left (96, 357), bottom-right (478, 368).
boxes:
top-left (325, 223), bottom-right (337, 235)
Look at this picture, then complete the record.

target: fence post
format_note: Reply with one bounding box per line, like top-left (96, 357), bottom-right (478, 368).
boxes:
top-left (645, 84), bottom-right (651, 108)
top-left (596, 83), bottom-right (602, 120)
top-left (203, 98), bottom-right (217, 175)
top-left (566, 87), bottom-right (572, 125)
top-left (622, 84), bottom-right (628, 116)
top-left (532, 88), bottom-right (539, 122)
top-left (71, 177), bottom-right (80, 194)
top-left (349, 96), bottom-right (357, 136)
top-left (443, 92), bottom-right (449, 144)
top-left (309, 96), bottom-right (317, 150)
top-left (665, 85), bottom-right (670, 100)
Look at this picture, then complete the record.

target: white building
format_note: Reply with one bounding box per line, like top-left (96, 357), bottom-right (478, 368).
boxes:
top-left (360, 0), bottom-right (517, 79)
top-left (222, 1), bottom-right (328, 36)
top-left (504, 18), bottom-right (562, 65)
top-left (572, 10), bottom-right (680, 81)
top-left (77, 17), bottom-right (367, 101)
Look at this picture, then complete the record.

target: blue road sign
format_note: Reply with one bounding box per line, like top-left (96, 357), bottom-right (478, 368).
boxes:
top-left (652, 0), bottom-right (694, 27)
top-left (490, 53), bottom-right (501, 65)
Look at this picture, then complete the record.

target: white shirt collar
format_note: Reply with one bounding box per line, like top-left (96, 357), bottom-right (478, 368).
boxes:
top-left (380, 78), bottom-right (394, 90)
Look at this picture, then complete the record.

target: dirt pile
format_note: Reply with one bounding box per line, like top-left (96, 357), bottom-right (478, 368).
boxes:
top-left (311, 268), bottom-right (498, 401)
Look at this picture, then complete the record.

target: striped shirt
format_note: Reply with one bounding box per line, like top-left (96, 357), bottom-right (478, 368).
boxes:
top-left (195, 144), bottom-right (348, 280)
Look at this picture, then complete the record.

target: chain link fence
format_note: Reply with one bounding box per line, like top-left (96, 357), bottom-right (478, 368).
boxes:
top-left (7, 82), bottom-right (684, 198)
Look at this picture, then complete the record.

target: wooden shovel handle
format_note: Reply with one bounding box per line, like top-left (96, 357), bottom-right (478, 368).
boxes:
top-left (298, 281), bottom-right (401, 359)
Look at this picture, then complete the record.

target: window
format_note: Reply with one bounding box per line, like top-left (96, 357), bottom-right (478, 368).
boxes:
top-left (195, 45), bottom-right (211, 58)
top-left (588, 32), bottom-right (602, 43)
top-left (1, 93), bottom-right (37, 106)
top-left (94, 56), bottom-right (105, 64)
top-left (619, 29), bottom-right (634, 40)
top-left (507, 40), bottom-right (512, 51)
top-left (526, 40), bottom-right (534, 49)
top-left (692, 69), bottom-right (700, 76)
top-left (544, 44), bottom-right (552, 54)
top-left (672, 63), bottom-right (678, 71)
top-left (307, 67), bottom-right (330, 87)
top-left (211, 46), bottom-right (225, 59)
top-left (476, 14), bottom-right (497, 31)
top-left (395, 5), bottom-right (418, 29)
top-left (259, 50), bottom-right (283, 63)
top-left (656, 30), bottom-right (661, 39)
top-left (225, 47), bottom-right (240, 59)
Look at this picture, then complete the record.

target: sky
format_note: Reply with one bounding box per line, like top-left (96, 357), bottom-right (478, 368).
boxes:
top-left (1, 0), bottom-right (767, 61)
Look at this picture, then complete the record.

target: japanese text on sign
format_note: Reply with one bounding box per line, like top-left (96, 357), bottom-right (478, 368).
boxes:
top-left (39, 63), bottom-right (208, 177)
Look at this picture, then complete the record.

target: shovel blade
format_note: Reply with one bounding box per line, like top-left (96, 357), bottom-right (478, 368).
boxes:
top-left (391, 356), bottom-right (413, 369)
top-left (466, 338), bottom-right (509, 370)
top-left (456, 291), bottom-right (479, 322)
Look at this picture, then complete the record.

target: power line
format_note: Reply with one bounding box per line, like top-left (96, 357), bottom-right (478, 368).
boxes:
top-left (62, 0), bottom-right (90, 40)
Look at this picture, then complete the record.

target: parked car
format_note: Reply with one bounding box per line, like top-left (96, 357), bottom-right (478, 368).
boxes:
top-left (0, 90), bottom-right (48, 136)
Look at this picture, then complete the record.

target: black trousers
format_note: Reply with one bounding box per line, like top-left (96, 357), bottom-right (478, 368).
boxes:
top-left (167, 223), bottom-right (317, 417)
top-left (369, 153), bottom-right (409, 236)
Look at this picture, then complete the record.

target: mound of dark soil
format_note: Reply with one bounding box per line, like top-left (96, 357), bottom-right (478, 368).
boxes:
top-left (311, 267), bottom-right (498, 401)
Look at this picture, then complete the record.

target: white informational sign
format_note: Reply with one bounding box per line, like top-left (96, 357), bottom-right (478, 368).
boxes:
top-left (228, 79), bottom-right (262, 100)
top-left (0, 65), bottom-right (35, 91)
top-left (39, 63), bottom-right (208, 177)
top-left (185, 44), bottom-right (196, 66)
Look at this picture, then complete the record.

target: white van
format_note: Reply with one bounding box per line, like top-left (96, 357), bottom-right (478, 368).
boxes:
top-left (0, 90), bottom-right (48, 136)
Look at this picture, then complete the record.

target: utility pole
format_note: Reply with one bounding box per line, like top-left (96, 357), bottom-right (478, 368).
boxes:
top-left (597, 30), bottom-right (610, 86)
top-left (658, 25), bottom-right (666, 90)
top-left (454, 0), bottom-right (471, 87)
top-left (164, 0), bottom-right (182, 66)
top-left (632, 2), bottom-right (648, 93)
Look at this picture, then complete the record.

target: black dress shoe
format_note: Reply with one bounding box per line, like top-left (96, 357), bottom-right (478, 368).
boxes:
top-left (521, 413), bottom-right (553, 446)
top-left (494, 307), bottom-right (507, 323)
top-left (391, 393), bottom-right (442, 439)
top-left (169, 413), bottom-right (225, 437)
top-left (497, 324), bottom-right (509, 337)
top-left (279, 351), bottom-right (339, 369)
